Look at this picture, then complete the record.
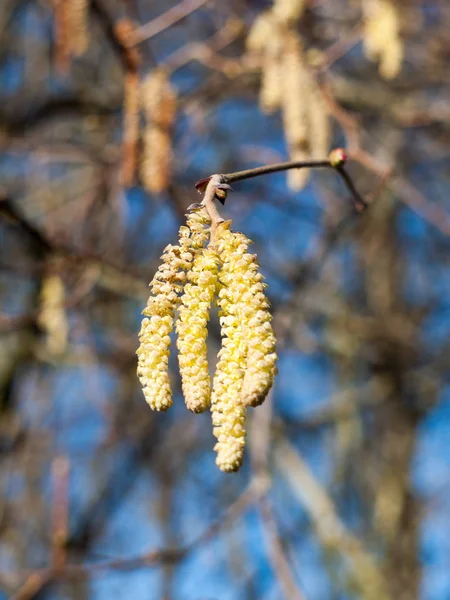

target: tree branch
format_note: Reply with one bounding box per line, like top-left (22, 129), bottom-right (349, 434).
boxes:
top-left (195, 150), bottom-right (368, 213)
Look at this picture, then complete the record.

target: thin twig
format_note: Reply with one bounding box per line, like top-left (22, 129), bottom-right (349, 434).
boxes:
top-left (4, 477), bottom-right (269, 583)
top-left (249, 396), bottom-right (307, 600)
top-left (131, 0), bottom-right (211, 46)
top-left (274, 439), bottom-right (390, 600)
top-left (259, 497), bottom-right (306, 600)
top-left (10, 572), bottom-right (51, 600)
top-left (199, 174), bottom-right (226, 244)
top-left (163, 17), bottom-right (244, 74)
top-left (121, 70), bottom-right (140, 186)
top-left (196, 152), bottom-right (368, 212)
top-left (51, 456), bottom-right (70, 573)
top-left (222, 160), bottom-right (330, 183)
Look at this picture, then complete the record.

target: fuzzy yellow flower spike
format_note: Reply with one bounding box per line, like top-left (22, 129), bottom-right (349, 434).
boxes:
top-left (239, 270), bottom-right (277, 407)
top-left (211, 227), bottom-right (248, 472)
top-left (217, 228), bottom-right (278, 410)
top-left (137, 210), bottom-right (210, 411)
top-left (176, 247), bottom-right (220, 413)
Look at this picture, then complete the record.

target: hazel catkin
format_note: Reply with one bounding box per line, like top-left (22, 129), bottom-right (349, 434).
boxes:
top-left (211, 226), bottom-right (278, 471)
top-left (176, 248), bottom-right (220, 413)
top-left (136, 210), bottom-right (210, 411)
top-left (136, 207), bottom-right (278, 473)
top-left (211, 227), bottom-right (248, 472)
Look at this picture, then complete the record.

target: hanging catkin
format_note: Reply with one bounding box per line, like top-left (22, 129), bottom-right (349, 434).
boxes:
top-left (260, 34), bottom-right (284, 114)
top-left (247, 12), bottom-right (283, 114)
top-left (136, 210), bottom-right (278, 472)
top-left (363, 0), bottom-right (403, 79)
top-left (137, 210), bottom-right (210, 411)
top-left (211, 227), bottom-right (249, 472)
top-left (51, 0), bottom-right (89, 72)
top-left (176, 248), bottom-right (220, 413)
top-left (38, 273), bottom-right (69, 357)
top-left (272, 0), bottom-right (307, 23)
top-left (67, 0), bottom-right (90, 56)
top-left (140, 70), bottom-right (177, 194)
top-left (122, 72), bottom-right (140, 186)
top-left (211, 226), bottom-right (278, 471)
top-left (306, 70), bottom-right (330, 161)
top-left (246, 5), bottom-right (330, 191)
top-left (282, 32), bottom-right (310, 190)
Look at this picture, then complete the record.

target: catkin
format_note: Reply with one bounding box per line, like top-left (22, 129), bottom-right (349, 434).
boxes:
top-left (122, 72), bottom-right (140, 186)
top-left (272, 0), bottom-right (306, 23)
top-left (219, 230), bottom-right (277, 408)
top-left (363, 0), bottom-right (403, 79)
top-left (67, 0), bottom-right (90, 56)
top-left (140, 70), bottom-right (177, 194)
top-left (37, 273), bottom-right (69, 357)
top-left (307, 73), bottom-right (330, 161)
top-left (260, 32), bottom-right (284, 114)
top-left (136, 207), bottom-right (279, 473)
top-left (137, 210), bottom-right (210, 411)
top-left (51, 0), bottom-right (89, 73)
top-left (141, 128), bottom-right (173, 195)
top-left (212, 227), bottom-right (248, 472)
top-left (246, 12), bottom-right (274, 53)
top-left (176, 248), bottom-right (220, 413)
top-left (246, 9), bottom-right (330, 190)
top-left (282, 32), bottom-right (310, 190)
top-left (247, 12), bottom-right (283, 114)
top-left (212, 227), bottom-right (277, 471)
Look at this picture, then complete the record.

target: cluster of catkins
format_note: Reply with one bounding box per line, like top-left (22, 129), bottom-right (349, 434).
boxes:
top-left (246, 1), bottom-right (330, 192)
top-left (137, 209), bottom-right (278, 472)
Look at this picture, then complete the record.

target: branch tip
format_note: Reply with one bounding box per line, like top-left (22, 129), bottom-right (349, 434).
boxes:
top-left (328, 148), bottom-right (347, 167)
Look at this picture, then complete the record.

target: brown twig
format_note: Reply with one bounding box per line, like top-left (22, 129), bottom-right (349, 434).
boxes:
top-left (196, 151), bottom-right (368, 213)
top-left (131, 0), bottom-right (212, 46)
top-left (4, 477), bottom-right (268, 583)
top-left (274, 439), bottom-right (390, 600)
top-left (121, 70), bottom-right (140, 186)
top-left (259, 497), bottom-right (306, 600)
top-left (317, 23), bottom-right (364, 73)
top-left (163, 18), bottom-right (244, 74)
top-left (10, 572), bottom-right (51, 600)
top-left (51, 0), bottom-right (70, 74)
top-left (249, 396), bottom-right (306, 600)
top-left (199, 174), bottom-right (226, 244)
top-left (51, 456), bottom-right (70, 573)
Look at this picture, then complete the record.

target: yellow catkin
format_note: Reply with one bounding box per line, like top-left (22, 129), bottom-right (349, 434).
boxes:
top-left (282, 32), bottom-right (310, 190)
top-left (67, 0), bottom-right (90, 56)
top-left (212, 227), bottom-right (277, 471)
top-left (239, 271), bottom-right (278, 408)
top-left (247, 9), bottom-right (330, 189)
top-left (212, 228), bottom-right (248, 472)
top-left (137, 210), bottom-right (210, 411)
top-left (176, 248), bottom-right (220, 413)
top-left (141, 70), bottom-right (177, 128)
top-left (247, 11), bottom-right (284, 114)
top-left (259, 23), bottom-right (285, 114)
top-left (363, 0), bottom-right (403, 79)
top-left (307, 74), bottom-right (330, 160)
top-left (272, 0), bottom-right (307, 23)
top-left (246, 12), bottom-right (274, 53)
top-left (260, 50), bottom-right (282, 114)
top-left (140, 70), bottom-right (177, 194)
top-left (37, 274), bottom-right (69, 357)
top-left (141, 128), bottom-right (173, 194)
top-left (122, 71), bottom-right (140, 186)
top-left (220, 231), bottom-right (277, 408)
